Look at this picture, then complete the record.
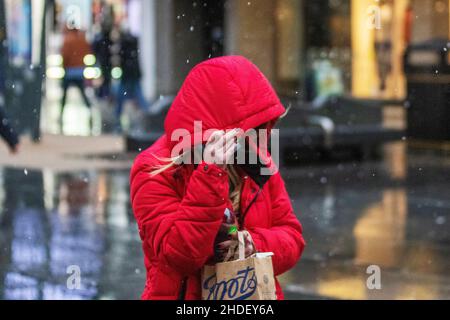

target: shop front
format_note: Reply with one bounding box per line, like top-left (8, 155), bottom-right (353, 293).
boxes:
top-left (225, 0), bottom-right (448, 100)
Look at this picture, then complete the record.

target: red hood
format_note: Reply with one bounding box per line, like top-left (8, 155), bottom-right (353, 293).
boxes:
top-left (164, 56), bottom-right (286, 148)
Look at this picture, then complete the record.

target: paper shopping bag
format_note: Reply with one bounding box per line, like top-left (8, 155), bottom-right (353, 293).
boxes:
top-left (201, 232), bottom-right (276, 300)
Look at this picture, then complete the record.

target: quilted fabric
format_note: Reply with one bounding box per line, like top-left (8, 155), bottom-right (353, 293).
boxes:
top-left (130, 56), bottom-right (305, 300)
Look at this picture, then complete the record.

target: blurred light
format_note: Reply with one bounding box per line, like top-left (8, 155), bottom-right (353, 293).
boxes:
top-left (84, 54), bottom-right (96, 66)
top-left (380, 4), bottom-right (392, 22)
top-left (47, 54), bottom-right (63, 66)
top-left (111, 67), bottom-right (123, 80)
top-left (84, 67), bottom-right (102, 80)
top-left (46, 67), bottom-right (65, 79)
top-left (434, 0), bottom-right (446, 13)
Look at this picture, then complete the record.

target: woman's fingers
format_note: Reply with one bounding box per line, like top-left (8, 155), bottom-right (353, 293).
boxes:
top-left (217, 240), bottom-right (233, 250)
top-left (207, 130), bottom-right (225, 145)
top-left (222, 130), bottom-right (240, 165)
top-left (245, 246), bottom-right (254, 258)
top-left (216, 130), bottom-right (239, 155)
top-left (209, 129), bottom-right (238, 149)
top-left (205, 129), bottom-right (240, 166)
top-left (225, 143), bottom-right (238, 164)
top-left (217, 232), bottom-right (256, 260)
top-left (245, 238), bottom-right (256, 257)
top-left (204, 131), bottom-right (224, 165)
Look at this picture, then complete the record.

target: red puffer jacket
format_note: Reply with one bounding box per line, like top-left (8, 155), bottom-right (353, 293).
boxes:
top-left (130, 56), bottom-right (305, 300)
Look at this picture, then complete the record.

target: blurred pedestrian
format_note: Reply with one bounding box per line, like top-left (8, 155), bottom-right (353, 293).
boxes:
top-left (115, 27), bottom-right (148, 131)
top-left (0, 63), bottom-right (19, 154)
top-left (93, 22), bottom-right (114, 100)
top-left (60, 24), bottom-right (93, 131)
top-left (0, 106), bottom-right (19, 154)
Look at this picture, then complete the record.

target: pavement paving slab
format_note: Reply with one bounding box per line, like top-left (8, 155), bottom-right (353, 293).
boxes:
top-left (0, 134), bottom-right (132, 172)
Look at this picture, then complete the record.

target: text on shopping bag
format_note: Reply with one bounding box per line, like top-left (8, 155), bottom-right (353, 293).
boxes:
top-left (203, 266), bottom-right (257, 300)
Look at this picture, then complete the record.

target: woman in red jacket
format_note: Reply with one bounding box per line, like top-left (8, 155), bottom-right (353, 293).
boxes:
top-left (130, 56), bottom-right (305, 300)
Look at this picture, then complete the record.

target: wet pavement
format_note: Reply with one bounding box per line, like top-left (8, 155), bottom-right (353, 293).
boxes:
top-left (0, 142), bottom-right (449, 300)
top-left (0, 168), bottom-right (142, 300)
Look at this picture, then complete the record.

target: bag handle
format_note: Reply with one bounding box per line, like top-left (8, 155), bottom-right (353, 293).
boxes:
top-left (223, 231), bottom-right (247, 262)
top-left (223, 240), bottom-right (238, 262)
top-left (237, 231), bottom-right (245, 261)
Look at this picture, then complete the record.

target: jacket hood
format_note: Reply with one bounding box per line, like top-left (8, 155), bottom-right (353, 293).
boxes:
top-left (164, 56), bottom-right (285, 148)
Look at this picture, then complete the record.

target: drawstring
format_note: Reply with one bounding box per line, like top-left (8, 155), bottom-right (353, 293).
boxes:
top-left (238, 187), bottom-right (262, 228)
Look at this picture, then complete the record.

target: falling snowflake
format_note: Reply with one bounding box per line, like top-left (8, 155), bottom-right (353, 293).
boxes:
top-left (435, 216), bottom-right (446, 225)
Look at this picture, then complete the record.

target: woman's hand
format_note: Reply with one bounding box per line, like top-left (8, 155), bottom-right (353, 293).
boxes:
top-left (204, 129), bottom-right (240, 169)
top-left (216, 227), bottom-right (256, 261)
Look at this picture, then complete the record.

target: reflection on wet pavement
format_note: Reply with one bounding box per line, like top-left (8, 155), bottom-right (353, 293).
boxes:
top-left (281, 143), bottom-right (450, 300)
top-left (0, 169), bottom-right (143, 300)
top-left (0, 142), bottom-right (449, 300)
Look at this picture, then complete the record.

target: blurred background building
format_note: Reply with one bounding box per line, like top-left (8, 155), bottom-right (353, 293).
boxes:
top-left (1, 0), bottom-right (449, 139)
